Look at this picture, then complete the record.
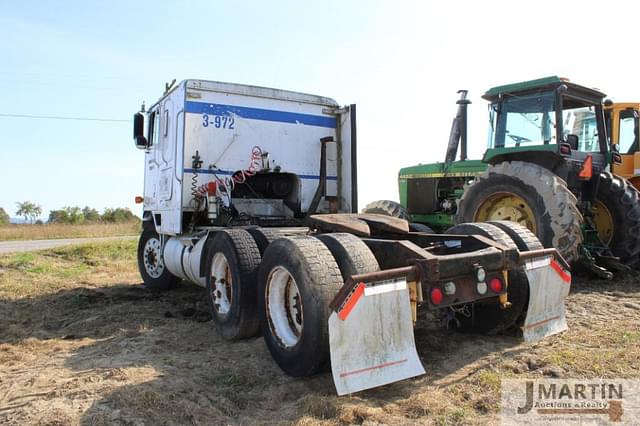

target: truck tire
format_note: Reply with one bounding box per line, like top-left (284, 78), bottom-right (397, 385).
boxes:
top-left (445, 222), bottom-right (528, 334)
top-left (258, 236), bottom-right (343, 377)
top-left (246, 227), bottom-right (284, 256)
top-left (486, 220), bottom-right (544, 251)
top-left (362, 200), bottom-right (410, 220)
top-left (315, 233), bottom-right (380, 280)
top-left (594, 172), bottom-right (640, 264)
top-left (205, 229), bottom-right (261, 340)
top-left (409, 223), bottom-right (435, 233)
top-left (457, 161), bottom-right (583, 264)
top-left (137, 229), bottom-right (181, 291)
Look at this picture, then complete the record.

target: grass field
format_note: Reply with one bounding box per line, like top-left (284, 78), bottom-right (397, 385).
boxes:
top-left (0, 240), bottom-right (639, 425)
top-left (0, 222), bottom-right (140, 241)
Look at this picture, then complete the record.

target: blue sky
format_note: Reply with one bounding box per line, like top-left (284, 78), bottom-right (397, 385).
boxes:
top-left (2, 1), bottom-right (640, 220)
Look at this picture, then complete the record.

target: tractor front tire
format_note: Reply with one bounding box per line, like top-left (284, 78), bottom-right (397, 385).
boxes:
top-left (457, 161), bottom-right (583, 263)
top-left (362, 200), bottom-right (410, 220)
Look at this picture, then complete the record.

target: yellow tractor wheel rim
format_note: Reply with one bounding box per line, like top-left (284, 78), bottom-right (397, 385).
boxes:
top-left (593, 200), bottom-right (614, 245)
top-left (473, 192), bottom-right (537, 234)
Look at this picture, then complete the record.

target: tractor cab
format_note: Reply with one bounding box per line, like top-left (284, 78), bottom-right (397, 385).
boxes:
top-left (605, 102), bottom-right (640, 189)
top-left (481, 76), bottom-right (610, 188)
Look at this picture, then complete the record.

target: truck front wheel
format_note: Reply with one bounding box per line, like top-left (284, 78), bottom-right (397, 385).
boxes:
top-left (137, 229), bottom-right (181, 291)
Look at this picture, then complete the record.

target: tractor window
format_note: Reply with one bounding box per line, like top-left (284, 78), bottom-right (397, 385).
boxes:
top-left (490, 92), bottom-right (556, 148)
top-left (619, 109), bottom-right (639, 154)
top-left (562, 106), bottom-right (599, 152)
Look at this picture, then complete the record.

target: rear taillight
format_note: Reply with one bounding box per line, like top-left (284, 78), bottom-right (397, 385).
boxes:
top-left (430, 287), bottom-right (443, 305)
top-left (476, 281), bottom-right (488, 295)
top-left (490, 277), bottom-right (503, 293)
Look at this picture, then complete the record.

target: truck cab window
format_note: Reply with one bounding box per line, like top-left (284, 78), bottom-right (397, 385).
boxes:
top-left (147, 111), bottom-right (160, 148)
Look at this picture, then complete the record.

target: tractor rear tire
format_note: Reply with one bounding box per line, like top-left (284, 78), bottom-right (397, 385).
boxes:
top-left (137, 230), bottom-right (181, 291)
top-left (457, 161), bottom-right (583, 263)
top-left (595, 172), bottom-right (640, 264)
top-left (258, 236), bottom-right (343, 377)
top-left (205, 229), bottom-right (262, 340)
top-left (445, 222), bottom-right (529, 334)
top-left (362, 200), bottom-right (410, 220)
top-left (315, 233), bottom-right (380, 280)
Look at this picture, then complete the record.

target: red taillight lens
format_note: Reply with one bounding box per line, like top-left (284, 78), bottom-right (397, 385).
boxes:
top-left (134, 196), bottom-right (144, 204)
top-left (430, 287), bottom-right (444, 305)
top-left (489, 277), bottom-right (503, 293)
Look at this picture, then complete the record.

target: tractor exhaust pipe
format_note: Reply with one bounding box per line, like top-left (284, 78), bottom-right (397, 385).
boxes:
top-left (444, 90), bottom-right (471, 166)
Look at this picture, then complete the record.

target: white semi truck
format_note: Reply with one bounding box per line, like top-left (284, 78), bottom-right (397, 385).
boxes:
top-left (133, 79), bottom-right (571, 395)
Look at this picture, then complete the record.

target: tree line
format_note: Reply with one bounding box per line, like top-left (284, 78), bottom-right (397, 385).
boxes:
top-left (0, 201), bottom-right (139, 225)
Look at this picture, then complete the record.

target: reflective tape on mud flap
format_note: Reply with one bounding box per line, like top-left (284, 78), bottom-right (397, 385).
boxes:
top-left (522, 256), bottom-right (571, 342)
top-left (329, 278), bottom-right (425, 395)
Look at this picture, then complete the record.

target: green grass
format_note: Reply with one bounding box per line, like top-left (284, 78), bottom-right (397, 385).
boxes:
top-left (0, 239), bottom-right (138, 298)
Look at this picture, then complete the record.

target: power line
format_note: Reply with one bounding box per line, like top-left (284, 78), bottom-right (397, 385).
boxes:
top-left (0, 113), bottom-right (128, 123)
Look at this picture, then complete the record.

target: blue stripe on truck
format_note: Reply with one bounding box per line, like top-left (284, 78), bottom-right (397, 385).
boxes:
top-left (185, 101), bottom-right (337, 128)
top-left (184, 168), bottom-right (337, 181)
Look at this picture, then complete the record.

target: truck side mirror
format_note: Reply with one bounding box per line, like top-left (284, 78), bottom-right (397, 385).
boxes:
top-left (133, 113), bottom-right (148, 149)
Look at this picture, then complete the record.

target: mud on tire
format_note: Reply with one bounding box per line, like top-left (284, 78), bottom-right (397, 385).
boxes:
top-left (457, 161), bottom-right (583, 263)
top-left (205, 229), bottom-right (262, 340)
top-left (258, 236), bottom-right (343, 377)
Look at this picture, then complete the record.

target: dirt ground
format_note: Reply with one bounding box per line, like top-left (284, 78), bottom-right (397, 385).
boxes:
top-left (0, 240), bottom-right (639, 425)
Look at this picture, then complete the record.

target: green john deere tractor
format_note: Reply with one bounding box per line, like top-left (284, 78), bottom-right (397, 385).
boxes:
top-left (364, 76), bottom-right (640, 276)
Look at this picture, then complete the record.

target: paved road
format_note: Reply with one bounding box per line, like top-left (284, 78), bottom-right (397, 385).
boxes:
top-left (0, 235), bottom-right (138, 255)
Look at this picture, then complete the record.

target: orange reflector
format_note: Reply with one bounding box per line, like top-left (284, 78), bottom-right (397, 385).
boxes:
top-left (578, 155), bottom-right (593, 180)
top-left (135, 196), bottom-right (144, 204)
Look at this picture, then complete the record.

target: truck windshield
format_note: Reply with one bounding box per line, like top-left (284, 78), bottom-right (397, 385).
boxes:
top-left (489, 92), bottom-right (556, 148)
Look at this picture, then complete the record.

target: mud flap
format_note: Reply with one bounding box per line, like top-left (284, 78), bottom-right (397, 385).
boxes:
top-left (328, 279), bottom-right (425, 395)
top-left (522, 256), bottom-right (571, 342)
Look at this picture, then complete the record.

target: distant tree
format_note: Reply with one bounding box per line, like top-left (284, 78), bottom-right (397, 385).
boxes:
top-left (82, 206), bottom-right (101, 222)
top-left (48, 209), bottom-right (69, 224)
top-left (102, 207), bottom-right (138, 223)
top-left (0, 207), bottom-right (9, 226)
top-left (64, 206), bottom-right (85, 224)
top-left (48, 206), bottom-right (85, 224)
top-left (15, 201), bottom-right (42, 224)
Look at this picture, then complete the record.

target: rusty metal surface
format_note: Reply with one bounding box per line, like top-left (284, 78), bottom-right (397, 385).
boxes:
top-left (309, 214), bottom-right (371, 236)
top-left (329, 265), bottom-right (418, 312)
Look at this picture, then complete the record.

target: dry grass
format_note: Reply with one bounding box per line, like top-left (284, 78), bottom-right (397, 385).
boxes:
top-left (0, 242), bottom-right (639, 425)
top-left (0, 222), bottom-right (140, 241)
